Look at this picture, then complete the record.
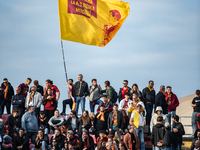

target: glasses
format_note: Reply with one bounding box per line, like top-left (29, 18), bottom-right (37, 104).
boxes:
top-left (3, 82), bottom-right (8, 84)
top-left (123, 83), bottom-right (127, 84)
top-left (70, 114), bottom-right (74, 115)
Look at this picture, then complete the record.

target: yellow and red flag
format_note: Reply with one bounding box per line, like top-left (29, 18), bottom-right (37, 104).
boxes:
top-left (58, 0), bottom-right (130, 47)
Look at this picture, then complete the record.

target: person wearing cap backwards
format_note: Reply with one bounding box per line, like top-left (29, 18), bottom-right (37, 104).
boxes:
top-left (94, 104), bottom-right (109, 138)
top-left (21, 105), bottom-right (38, 144)
top-left (80, 130), bottom-right (94, 150)
top-left (129, 102), bottom-right (145, 150)
top-left (150, 106), bottom-right (168, 133)
top-left (64, 130), bottom-right (80, 150)
top-left (97, 95), bottom-right (112, 113)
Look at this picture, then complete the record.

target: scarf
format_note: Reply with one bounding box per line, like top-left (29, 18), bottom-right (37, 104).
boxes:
top-left (38, 135), bottom-right (43, 140)
top-left (84, 136), bottom-right (90, 148)
top-left (5, 126), bottom-right (9, 134)
top-left (97, 111), bottom-right (105, 121)
top-left (147, 85), bottom-right (154, 91)
top-left (167, 93), bottom-right (172, 102)
top-left (3, 85), bottom-right (8, 100)
top-left (112, 144), bottom-right (115, 150)
top-left (60, 126), bottom-right (69, 134)
top-left (30, 92), bottom-right (34, 102)
top-left (112, 111), bottom-right (118, 125)
top-left (130, 132), bottom-right (136, 150)
top-left (39, 117), bottom-right (47, 124)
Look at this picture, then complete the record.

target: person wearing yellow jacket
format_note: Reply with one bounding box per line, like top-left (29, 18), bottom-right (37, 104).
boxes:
top-left (129, 102), bottom-right (145, 150)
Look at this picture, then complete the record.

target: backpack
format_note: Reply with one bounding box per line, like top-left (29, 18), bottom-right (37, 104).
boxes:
top-left (112, 88), bottom-right (118, 103)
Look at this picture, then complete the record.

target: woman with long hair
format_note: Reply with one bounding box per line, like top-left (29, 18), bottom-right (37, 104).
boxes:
top-left (114, 130), bottom-right (121, 142)
top-left (95, 139), bottom-right (106, 150)
top-left (121, 109), bottom-right (129, 134)
top-left (77, 110), bottom-right (91, 136)
top-left (42, 87), bottom-right (56, 120)
top-left (130, 84), bottom-right (143, 101)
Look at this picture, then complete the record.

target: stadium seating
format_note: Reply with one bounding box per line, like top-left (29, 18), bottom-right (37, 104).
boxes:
top-left (2, 114), bottom-right (11, 122)
top-left (2, 143), bottom-right (13, 149)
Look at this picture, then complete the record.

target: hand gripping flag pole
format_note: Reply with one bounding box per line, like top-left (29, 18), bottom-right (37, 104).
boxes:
top-left (61, 40), bottom-right (68, 82)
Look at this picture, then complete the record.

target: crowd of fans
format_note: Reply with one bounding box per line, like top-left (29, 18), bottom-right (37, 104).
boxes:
top-left (0, 75), bottom-right (199, 150)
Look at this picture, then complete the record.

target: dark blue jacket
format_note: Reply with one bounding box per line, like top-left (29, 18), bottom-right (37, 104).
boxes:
top-left (11, 94), bottom-right (24, 109)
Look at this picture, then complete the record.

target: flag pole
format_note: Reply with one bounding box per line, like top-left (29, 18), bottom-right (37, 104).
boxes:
top-left (61, 40), bottom-right (68, 82)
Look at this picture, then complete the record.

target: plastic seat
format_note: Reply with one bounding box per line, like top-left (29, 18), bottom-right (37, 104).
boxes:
top-left (2, 143), bottom-right (13, 149)
top-left (48, 134), bottom-right (52, 141)
top-left (2, 114), bottom-right (11, 122)
top-left (66, 115), bottom-right (70, 121)
top-left (90, 134), bottom-right (96, 144)
top-left (29, 144), bottom-right (35, 150)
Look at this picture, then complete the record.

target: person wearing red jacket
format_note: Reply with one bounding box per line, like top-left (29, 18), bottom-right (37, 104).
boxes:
top-left (165, 86), bottom-right (179, 129)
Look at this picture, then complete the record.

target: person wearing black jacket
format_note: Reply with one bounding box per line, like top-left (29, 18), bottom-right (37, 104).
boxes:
top-left (1, 78), bottom-right (14, 114)
top-left (33, 129), bottom-right (49, 150)
top-left (94, 104), bottom-right (109, 138)
top-left (162, 122), bottom-right (172, 150)
top-left (50, 128), bottom-right (65, 148)
top-left (80, 130), bottom-right (94, 150)
top-left (108, 104), bottom-right (124, 136)
top-left (142, 80), bottom-right (155, 125)
top-left (13, 128), bottom-right (29, 150)
top-left (118, 80), bottom-right (131, 102)
top-left (151, 116), bottom-right (165, 150)
top-left (0, 90), bottom-right (4, 118)
top-left (74, 74), bottom-right (89, 115)
top-left (6, 108), bottom-right (21, 134)
top-left (171, 115), bottom-right (185, 150)
top-left (77, 110), bottom-right (91, 137)
top-left (67, 110), bottom-right (79, 133)
top-left (11, 87), bottom-right (24, 117)
top-left (155, 85), bottom-right (168, 114)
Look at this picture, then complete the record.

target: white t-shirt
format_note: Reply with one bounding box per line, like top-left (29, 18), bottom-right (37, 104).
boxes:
top-left (131, 112), bottom-right (144, 126)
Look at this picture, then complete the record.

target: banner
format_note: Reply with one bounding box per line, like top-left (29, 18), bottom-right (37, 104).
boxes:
top-left (58, 0), bottom-right (130, 47)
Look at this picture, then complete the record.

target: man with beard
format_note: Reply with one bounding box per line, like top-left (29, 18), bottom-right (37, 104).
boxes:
top-left (1, 78), bottom-right (14, 114)
top-left (124, 125), bottom-right (140, 150)
top-left (61, 79), bottom-right (75, 115)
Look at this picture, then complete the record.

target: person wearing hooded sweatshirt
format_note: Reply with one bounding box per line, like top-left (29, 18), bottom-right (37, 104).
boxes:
top-left (151, 116), bottom-right (165, 150)
top-left (1, 78), bottom-right (14, 115)
top-left (162, 123), bottom-right (172, 150)
top-left (150, 106), bottom-right (168, 133)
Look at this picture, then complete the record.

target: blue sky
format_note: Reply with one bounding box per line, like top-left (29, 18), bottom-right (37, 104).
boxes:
top-left (0, 0), bottom-right (199, 114)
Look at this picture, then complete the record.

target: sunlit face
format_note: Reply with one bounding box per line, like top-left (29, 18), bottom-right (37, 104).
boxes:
top-left (38, 130), bottom-right (43, 137)
top-left (102, 97), bottom-right (107, 103)
top-left (99, 133), bottom-right (104, 138)
top-left (3, 80), bottom-right (8, 86)
top-left (55, 130), bottom-right (60, 136)
top-left (108, 138), bottom-right (112, 143)
top-left (113, 106), bottom-right (118, 111)
top-left (133, 85), bottom-right (137, 91)
top-left (157, 110), bottom-right (162, 115)
top-left (92, 80), bottom-right (97, 86)
top-left (132, 94), bottom-right (137, 102)
top-left (54, 110), bottom-right (59, 117)
top-left (67, 133), bottom-right (73, 139)
top-left (100, 106), bottom-right (105, 112)
top-left (83, 111), bottom-right (87, 117)
top-left (125, 95), bottom-right (129, 100)
top-left (15, 87), bottom-right (21, 94)
top-left (47, 88), bottom-right (52, 95)
top-left (69, 80), bottom-right (73, 85)
top-left (123, 82), bottom-right (128, 87)
top-left (31, 86), bottom-right (36, 92)
top-left (166, 88), bottom-right (171, 94)
top-left (82, 132), bottom-right (87, 139)
top-left (45, 81), bottom-right (49, 87)
top-left (78, 75), bottom-right (82, 81)
top-left (149, 82), bottom-right (154, 88)
top-left (19, 129), bottom-right (24, 137)
top-left (29, 106), bottom-right (35, 113)
top-left (26, 79), bottom-right (31, 85)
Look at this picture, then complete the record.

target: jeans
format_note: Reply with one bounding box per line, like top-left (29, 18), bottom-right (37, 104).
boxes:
top-left (14, 127), bottom-right (19, 135)
top-left (62, 98), bottom-right (73, 112)
top-left (163, 147), bottom-right (172, 150)
top-left (135, 127), bottom-right (145, 150)
top-left (18, 109), bottom-right (24, 117)
top-left (34, 107), bottom-right (40, 118)
top-left (3, 135), bottom-right (12, 143)
top-left (75, 97), bottom-right (85, 115)
top-left (192, 112), bottom-right (199, 135)
top-left (89, 99), bottom-right (102, 112)
top-left (31, 141), bottom-right (48, 150)
top-left (172, 143), bottom-right (181, 150)
top-left (2, 102), bottom-right (11, 114)
top-left (155, 146), bottom-right (164, 150)
top-left (145, 103), bottom-right (153, 125)
top-left (166, 111), bottom-right (176, 130)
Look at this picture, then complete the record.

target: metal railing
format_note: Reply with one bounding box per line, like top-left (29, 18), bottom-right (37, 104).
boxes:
top-left (179, 116), bottom-right (192, 136)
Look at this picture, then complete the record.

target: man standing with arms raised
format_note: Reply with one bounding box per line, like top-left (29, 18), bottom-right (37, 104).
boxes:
top-left (142, 80), bottom-right (155, 126)
top-left (74, 74), bottom-right (89, 115)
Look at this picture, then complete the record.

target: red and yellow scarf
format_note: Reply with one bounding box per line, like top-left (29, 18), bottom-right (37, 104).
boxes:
top-left (3, 85), bottom-right (8, 100)
top-left (84, 136), bottom-right (90, 148)
top-left (30, 92), bottom-right (34, 102)
top-left (97, 111), bottom-right (105, 121)
top-left (112, 111), bottom-right (118, 125)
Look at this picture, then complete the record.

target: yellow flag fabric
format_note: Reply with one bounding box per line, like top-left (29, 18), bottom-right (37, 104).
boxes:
top-left (58, 0), bottom-right (130, 47)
